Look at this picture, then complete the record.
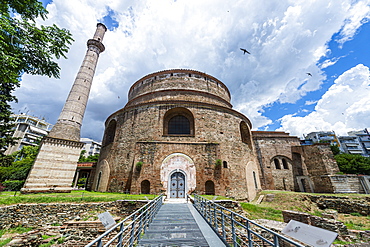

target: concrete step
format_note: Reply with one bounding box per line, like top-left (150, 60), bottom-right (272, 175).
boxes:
top-left (137, 203), bottom-right (226, 247)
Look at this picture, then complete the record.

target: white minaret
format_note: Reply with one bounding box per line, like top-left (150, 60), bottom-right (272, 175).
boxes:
top-left (21, 23), bottom-right (107, 193)
top-left (49, 23), bottom-right (107, 141)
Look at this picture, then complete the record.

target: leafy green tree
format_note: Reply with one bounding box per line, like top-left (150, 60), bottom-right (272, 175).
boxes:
top-left (2, 180), bottom-right (24, 191)
top-left (335, 153), bottom-right (370, 175)
top-left (0, 145), bottom-right (39, 190)
top-left (78, 150), bottom-right (87, 162)
top-left (0, 0), bottom-right (73, 156)
top-left (78, 150), bottom-right (100, 162)
top-left (85, 153), bottom-right (100, 162)
top-left (330, 145), bottom-right (341, 155)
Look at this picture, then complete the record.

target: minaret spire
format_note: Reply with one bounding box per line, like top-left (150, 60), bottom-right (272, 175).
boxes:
top-left (21, 23), bottom-right (107, 193)
top-left (49, 23), bottom-right (107, 141)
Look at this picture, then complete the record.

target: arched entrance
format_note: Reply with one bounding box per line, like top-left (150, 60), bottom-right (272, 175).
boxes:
top-left (161, 153), bottom-right (196, 197)
top-left (141, 180), bottom-right (150, 194)
top-left (205, 180), bottom-right (215, 195)
top-left (169, 172), bottom-right (185, 198)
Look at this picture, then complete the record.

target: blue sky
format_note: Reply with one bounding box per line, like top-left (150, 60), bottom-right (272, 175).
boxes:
top-left (14, 0), bottom-right (370, 141)
top-left (264, 22), bottom-right (370, 130)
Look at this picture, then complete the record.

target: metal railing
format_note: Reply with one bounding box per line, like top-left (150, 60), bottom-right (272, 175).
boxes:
top-left (192, 195), bottom-right (304, 247)
top-left (86, 194), bottom-right (163, 247)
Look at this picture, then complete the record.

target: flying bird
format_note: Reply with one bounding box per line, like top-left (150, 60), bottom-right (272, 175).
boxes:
top-left (306, 72), bottom-right (312, 76)
top-left (240, 48), bottom-right (250, 55)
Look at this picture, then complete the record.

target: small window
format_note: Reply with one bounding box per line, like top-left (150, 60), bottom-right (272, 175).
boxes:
top-left (274, 158), bottom-right (281, 169)
top-left (223, 161), bottom-right (228, 168)
top-left (253, 171), bottom-right (258, 189)
top-left (240, 121), bottom-right (252, 150)
top-left (282, 159), bottom-right (289, 169)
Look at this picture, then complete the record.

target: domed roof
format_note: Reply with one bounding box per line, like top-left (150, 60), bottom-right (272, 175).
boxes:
top-left (126, 69), bottom-right (231, 108)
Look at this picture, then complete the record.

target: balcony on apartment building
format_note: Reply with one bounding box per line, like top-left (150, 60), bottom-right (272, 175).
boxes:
top-left (346, 146), bottom-right (364, 154)
top-left (318, 135), bottom-right (335, 141)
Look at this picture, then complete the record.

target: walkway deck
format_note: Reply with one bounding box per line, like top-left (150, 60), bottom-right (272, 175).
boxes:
top-left (137, 199), bottom-right (226, 247)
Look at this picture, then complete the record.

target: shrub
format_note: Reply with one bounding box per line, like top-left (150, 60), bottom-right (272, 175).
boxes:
top-left (77, 177), bottom-right (87, 188)
top-left (350, 212), bottom-right (362, 217)
top-left (2, 180), bottom-right (25, 191)
top-left (215, 159), bottom-right (222, 167)
top-left (135, 162), bottom-right (143, 172)
top-left (335, 153), bottom-right (370, 175)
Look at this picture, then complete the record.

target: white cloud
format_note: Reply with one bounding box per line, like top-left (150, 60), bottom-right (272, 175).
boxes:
top-left (320, 56), bottom-right (343, 69)
top-left (337, 0), bottom-right (370, 44)
top-left (279, 64), bottom-right (370, 137)
top-left (305, 100), bottom-right (318, 106)
top-left (12, 0), bottom-right (370, 140)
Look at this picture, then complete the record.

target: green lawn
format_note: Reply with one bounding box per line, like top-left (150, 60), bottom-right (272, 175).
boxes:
top-left (0, 191), bottom-right (157, 206)
top-left (199, 195), bottom-right (231, 200)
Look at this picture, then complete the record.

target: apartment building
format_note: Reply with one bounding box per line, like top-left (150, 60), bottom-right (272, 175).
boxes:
top-left (347, 129), bottom-right (370, 157)
top-left (5, 114), bottom-right (53, 155)
top-left (304, 131), bottom-right (339, 146)
top-left (80, 138), bottom-right (101, 157)
top-left (338, 135), bottom-right (366, 155)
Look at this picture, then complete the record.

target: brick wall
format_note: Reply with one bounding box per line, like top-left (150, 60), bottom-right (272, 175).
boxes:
top-left (93, 70), bottom-right (260, 201)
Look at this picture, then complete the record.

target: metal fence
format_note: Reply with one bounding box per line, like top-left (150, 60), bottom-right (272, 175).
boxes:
top-left (192, 195), bottom-right (305, 247)
top-left (86, 194), bottom-right (163, 247)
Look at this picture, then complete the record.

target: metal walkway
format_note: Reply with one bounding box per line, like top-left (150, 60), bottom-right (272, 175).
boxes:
top-left (137, 199), bottom-right (226, 247)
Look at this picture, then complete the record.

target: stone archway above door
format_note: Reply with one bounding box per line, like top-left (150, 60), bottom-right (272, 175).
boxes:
top-left (160, 153), bottom-right (196, 196)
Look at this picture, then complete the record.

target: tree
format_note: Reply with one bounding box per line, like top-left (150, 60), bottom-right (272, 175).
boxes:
top-left (335, 153), bottom-right (370, 175)
top-left (0, 0), bottom-right (73, 156)
top-left (330, 145), bottom-right (341, 155)
top-left (0, 145), bottom-right (39, 190)
top-left (78, 150), bottom-right (100, 162)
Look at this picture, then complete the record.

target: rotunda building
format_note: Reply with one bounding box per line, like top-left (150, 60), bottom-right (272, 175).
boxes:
top-left (92, 69), bottom-right (261, 200)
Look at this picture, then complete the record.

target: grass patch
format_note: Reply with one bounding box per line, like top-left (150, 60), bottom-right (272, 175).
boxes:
top-left (4, 227), bottom-right (32, 235)
top-left (199, 195), bottom-right (231, 200)
top-left (240, 202), bottom-right (283, 221)
top-left (0, 227), bottom-right (33, 247)
top-left (343, 220), bottom-right (366, 230)
top-left (39, 237), bottom-right (65, 247)
top-left (0, 191), bottom-right (157, 206)
top-left (350, 212), bottom-right (362, 217)
top-left (313, 210), bottom-right (323, 217)
top-left (42, 235), bottom-right (55, 240)
top-left (0, 238), bottom-right (11, 247)
top-left (333, 239), bottom-right (354, 245)
top-left (246, 191), bottom-right (370, 231)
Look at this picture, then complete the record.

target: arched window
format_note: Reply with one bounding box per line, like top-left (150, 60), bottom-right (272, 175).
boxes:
top-left (168, 115), bottom-right (190, 134)
top-left (163, 108), bottom-right (194, 136)
top-left (223, 161), bottom-right (228, 168)
top-left (253, 171), bottom-right (258, 189)
top-left (141, 180), bottom-right (150, 194)
top-left (102, 119), bottom-right (116, 146)
top-left (205, 180), bottom-right (215, 195)
top-left (282, 158), bottom-right (289, 169)
top-left (240, 121), bottom-right (253, 150)
top-left (274, 158), bottom-right (281, 169)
